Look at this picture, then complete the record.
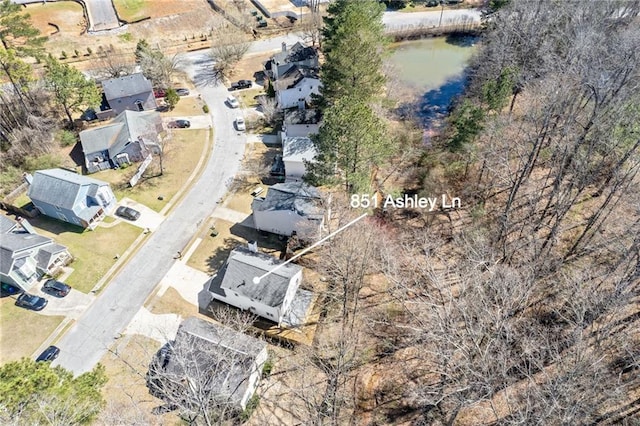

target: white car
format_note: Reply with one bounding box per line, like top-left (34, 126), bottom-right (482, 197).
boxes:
top-left (235, 117), bottom-right (246, 131)
top-left (226, 95), bottom-right (239, 108)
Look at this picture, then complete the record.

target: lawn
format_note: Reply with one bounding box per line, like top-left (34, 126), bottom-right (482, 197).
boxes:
top-left (27, 216), bottom-right (142, 293)
top-left (98, 128), bottom-right (211, 212)
top-left (163, 97), bottom-right (204, 117)
top-left (237, 87), bottom-right (266, 109)
top-left (112, 0), bottom-right (149, 22)
top-left (25, 2), bottom-right (85, 36)
top-left (0, 298), bottom-right (64, 363)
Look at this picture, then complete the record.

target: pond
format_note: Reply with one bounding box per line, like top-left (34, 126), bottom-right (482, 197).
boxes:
top-left (388, 36), bottom-right (478, 134)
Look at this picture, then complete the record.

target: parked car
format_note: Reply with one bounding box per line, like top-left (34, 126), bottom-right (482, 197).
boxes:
top-left (1, 282), bottom-right (22, 297)
top-left (175, 119), bottom-right (191, 128)
top-left (42, 279), bottom-right (71, 298)
top-left (235, 117), bottom-right (246, 131)
top-left (36, 346), bottom-right (60, 362)
top-left (229, 80), bottom-right (252, 91)
top-left (257, 20), bottom-right (267, 28)
top-left (270, 154), bottom-right (285, 177)
top-left (15, 293), bottom-right (47, 311)
top-left (153, 88), bottom-right (166, 98)
top-left (115, 206), bottom-right (141, 221)
top-left (226, 95), bottom-right (239, 108)
top-left (176, 88), bottom-right (190, 96)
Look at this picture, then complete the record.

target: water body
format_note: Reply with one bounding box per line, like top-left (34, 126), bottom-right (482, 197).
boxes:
top-left (389, 36), bottom-right (477, 134)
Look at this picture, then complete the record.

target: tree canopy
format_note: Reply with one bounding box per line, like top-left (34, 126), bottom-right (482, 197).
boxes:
top-left (0, 358), bottom-right (107, 425)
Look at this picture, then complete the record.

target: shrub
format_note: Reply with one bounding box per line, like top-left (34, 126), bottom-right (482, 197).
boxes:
top-left (261, 358), bottom-right (273, 378)
top-left (58, 130), bottom-right (77, 147)
top-left (240, 394), bottom-right (260, 422)
top-left (87, 47), bottom-right (93, 56)
top-left (202, 104), bottom-right (209, 113)
top-left (60, 51), bottom-right (67, 59)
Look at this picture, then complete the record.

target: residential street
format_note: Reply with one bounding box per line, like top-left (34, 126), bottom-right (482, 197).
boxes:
top-left (52, 53), bottom-right (246, 375)
top-left (50, 8), bottom-right (481, 375)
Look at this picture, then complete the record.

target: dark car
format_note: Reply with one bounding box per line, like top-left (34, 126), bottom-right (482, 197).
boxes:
top-left (116, 206), bottom-right (141, 221)
top-left (229, 80), bottom-right (253, 91)
top-left (15, 293), bottom-right (47, 311)
top-left (36, 346), bottom-right (60, 362)
top-left (270, 155), bottom-right (285, 177)
top-left (42, 279), bottom-right (71, 298)
top-left (176, 88), bottom-right (190, 96)
top-left (175, 119), bottom-right (191, 128)
top-left (1, 282), bottom-right (22, 297)
top-left (257, 21), bottom-right (267, 28)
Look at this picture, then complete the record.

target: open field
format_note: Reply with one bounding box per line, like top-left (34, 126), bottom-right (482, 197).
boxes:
top-left (113, 0), bottom-right (205, 21)
top-left (28, 216), bottom-right (142, 293)
top-left (98, 128), bottom-right (211, 212)
top-left (25, 2), bottom-right (86, 36)
top-left (0, 298), bottom-right (64, 363)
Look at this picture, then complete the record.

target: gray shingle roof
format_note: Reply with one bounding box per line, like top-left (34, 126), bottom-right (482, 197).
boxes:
top-left (283, 136), bottom-right (316, 163)
top-left (254, 182), bottom-right (323, 218)
top-left (35, 243), bottom-right (68, 272)
top-left (0, 215), bottom-right (16, 234)
top-left (102, 73), bottom-right (153, 102)
top-left (219, 247), bottom-right (302, 307)
top-left (271, 42), bottom-right (317, 66)
top-left (27, 169), bottom-right (109, 211)
top-left (0, 233), bottom-right (54, 275)
top-left (274, 66), bottom-right (319, 91)
top-left (284, 108), bottom-right (321, 125)
top-left (80, 110), bottom-right (162, 157)
top-left (156, 317), bottom-right (266, 408)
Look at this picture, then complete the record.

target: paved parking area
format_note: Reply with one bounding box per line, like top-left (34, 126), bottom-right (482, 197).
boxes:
top-left (110, 198), bottom-right (165, 231)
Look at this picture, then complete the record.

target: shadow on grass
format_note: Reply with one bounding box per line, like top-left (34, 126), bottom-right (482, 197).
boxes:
top-left (28, 215), bottom-right (85, 235)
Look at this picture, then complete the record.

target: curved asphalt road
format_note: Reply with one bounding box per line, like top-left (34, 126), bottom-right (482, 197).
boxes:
top-left (53, 54), bottom-right (247, 375)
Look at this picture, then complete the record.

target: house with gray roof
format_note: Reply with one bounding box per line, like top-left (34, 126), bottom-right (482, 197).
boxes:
top-left (26, 169), bottom-right (117, 229)
top-left (209, 246), bottom-right (303, 325)
top-left (80, 110), bottom-right (163, 174)
top-left (0, 215), bottom-right (71, 291)
top-left (282, 136), bottom-right (316, 181)
top-left (281, 107), bottom-right (321, 139)
top-left (147, 317), bottom-right (268, 411)
top-left (99, 73), bottom-right (157, 119)
top-left (264, 42), bottom-right (319, 81)
top-left (274, 65), bottom-right (322, 110)
top-left (251, 182), bottom-right (324, 239)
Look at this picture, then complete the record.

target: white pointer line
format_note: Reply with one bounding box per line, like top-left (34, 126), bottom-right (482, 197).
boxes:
top-left (253, 213), bottom-right (369, 284)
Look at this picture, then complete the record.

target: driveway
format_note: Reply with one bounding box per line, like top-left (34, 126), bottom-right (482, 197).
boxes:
top-left (52, 51), bottom-right (247, 376)
top-left (85, 0), bottom-right (121, 32)
top-left (108, 198), bottom-right (166, 231)
top-left (163, 115), bottom-right (212, 130)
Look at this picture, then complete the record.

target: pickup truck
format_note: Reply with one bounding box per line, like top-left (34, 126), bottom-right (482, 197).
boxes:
top-left (229, 79), bottom-right (253, 91)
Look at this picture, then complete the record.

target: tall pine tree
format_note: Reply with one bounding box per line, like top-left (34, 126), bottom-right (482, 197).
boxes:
top-left (306, 0), bottom-right (391, 192)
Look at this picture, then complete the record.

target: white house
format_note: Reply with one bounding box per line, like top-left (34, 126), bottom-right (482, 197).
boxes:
top-left (279, 108), bottom-right (321, 140)
top-left (147, 317), bottom-right (268, 411)
top-left (209, 245), bottom-right (303, 326)
top-left (275, 66), bottom-right (322, 110)
top-left (283, 136), bottom-right (316, 181)
top-left (251, 182), bottom-right (324, 239)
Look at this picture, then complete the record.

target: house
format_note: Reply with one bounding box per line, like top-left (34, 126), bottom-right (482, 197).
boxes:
top-left (264, 42), bottom-right (319, 81)
top-left (274, 66), bottom-right (322, 110)
top-left (251, 182), bottom-right (324, 238)
top-left (0, 215), bottom-right (71, 291)
top-left (26, 169), bottom-right (117, 229)
top-left (280, 108), bottom-right (321, 139)
top-left (147, 317), bottom-right (268, 411)
top-left (98, 73), bottom-right (157, 119)
top-left (282, 136), bottom-right (316, 181)
top-left (209, 245), bottom-right (303, 325)
top-left (80, 110), bottom-right (163, 174)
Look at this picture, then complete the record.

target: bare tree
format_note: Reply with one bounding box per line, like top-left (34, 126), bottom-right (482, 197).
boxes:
top-left (300, 0), bottom-right (323, 48)
top-left (89, 48), bottom-right (136, 80)
top-left (209, 24), bottom-right (251, 80)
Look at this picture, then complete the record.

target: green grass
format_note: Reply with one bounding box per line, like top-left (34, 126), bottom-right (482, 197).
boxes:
top-left (113, 0), bottom-right (148, 22)
top-left (98, 129), bottom-right (210, 212)
top-left (27, 216), bottom-right (142, 293)
top-left (237, 88), bottom-right (265, 108)
top-left (0, 298), bottom-right (64, 363)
